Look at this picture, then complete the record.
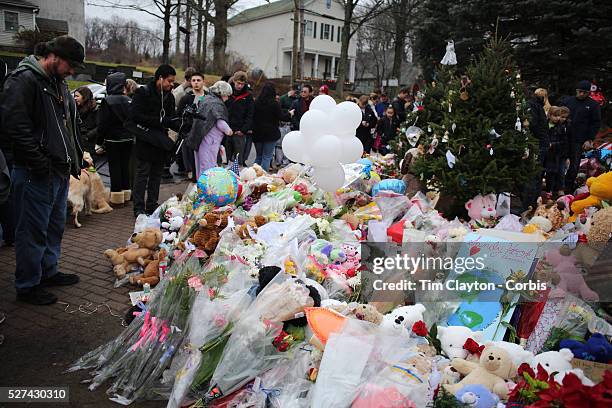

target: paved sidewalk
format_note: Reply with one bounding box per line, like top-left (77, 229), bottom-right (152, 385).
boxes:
top-left (0, 182), bottom-right (190, 408)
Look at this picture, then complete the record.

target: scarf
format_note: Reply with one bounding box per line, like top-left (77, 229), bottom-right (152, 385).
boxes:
top-left (186, 94), bottom-right (229, 150)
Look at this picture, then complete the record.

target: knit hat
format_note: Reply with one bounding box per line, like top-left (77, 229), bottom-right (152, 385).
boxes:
top-left (576, 80), bottom-right (592, 92)
top-left (36, 35), bottom-right (85, 69)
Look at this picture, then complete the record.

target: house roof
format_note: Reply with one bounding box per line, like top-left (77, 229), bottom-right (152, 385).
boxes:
top-left (0, 0), bottom-right (39, 9)
top-left (229, 0), bottom-right (296, 26)
top-left (36, 17), bottom-right (69, 34)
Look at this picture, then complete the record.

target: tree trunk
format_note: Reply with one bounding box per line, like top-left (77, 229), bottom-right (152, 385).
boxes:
top-left (196, 0), bottom-right (203, 59)
top-left (162, 0), bottom-right (172, 63)
top-left (336, 1), bottom-right (354, 97)
top-left (291, 0), bottom-right (299, 84)
top-left (175, 0), bottom-right (181, 59)
top-left (184, 3), bottom-right (192, 68)
top-left (391, 0), bottom-right (408, 95)
top-left (212, 0), bottom-right (229, 74)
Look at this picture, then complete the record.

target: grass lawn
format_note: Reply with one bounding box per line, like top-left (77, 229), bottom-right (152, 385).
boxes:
top-left (67, 80), bottom-right (93, 91)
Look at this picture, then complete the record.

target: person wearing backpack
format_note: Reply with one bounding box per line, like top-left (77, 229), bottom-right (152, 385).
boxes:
top-left (0, 58), bottom-right (14, 247)
top-left (0, 36), bottom-right (85, 305)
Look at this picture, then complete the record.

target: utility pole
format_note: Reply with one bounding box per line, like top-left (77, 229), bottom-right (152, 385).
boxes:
top-left (183, 3), bottom-right (192, 68)
top-left (175, 0), bottom-right (181, 59)
top-left (291, 0), bottom-right (299, 84)
top-left (299, 0), bottom-right (305, 80)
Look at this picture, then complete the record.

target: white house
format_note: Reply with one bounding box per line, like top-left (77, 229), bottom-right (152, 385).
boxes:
top-left (227, 0), bottom-right (358, 82)
top-left (0, 0), bottom-right (84, 49)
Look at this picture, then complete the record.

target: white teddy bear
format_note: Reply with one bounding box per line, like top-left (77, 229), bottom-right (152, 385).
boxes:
top-left (530, 348), bottom-right (594, 386)
top-left (492, 341), bottom-right (534, 368)
top-left (437, 326), bottom-right (483, 359)
top-left (381, 304), bottom-right (426, 335)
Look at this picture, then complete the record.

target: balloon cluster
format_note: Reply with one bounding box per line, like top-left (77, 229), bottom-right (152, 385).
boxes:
top-left (282, 95), bottom-right (364, 191)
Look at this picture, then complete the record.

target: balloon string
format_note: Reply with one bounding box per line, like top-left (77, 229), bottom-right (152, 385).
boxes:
top-left (57, 301), bottom-right (127, 326)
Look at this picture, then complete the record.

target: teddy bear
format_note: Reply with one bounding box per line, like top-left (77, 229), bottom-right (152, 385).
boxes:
top-left (522, 215), bottom-right (552, 235)
top-left (249, 183), bottom-right (269, 202)
top-left (491, 341), bottom-right (534, 368)
top-left (161, 216), bottom-right (183, 243)
top-left (346, 303), bottom-right (384, 325)
top-left (278, 163), bottom-right (302, 184)
top-left (104, 228), bottom-right (163, 279)
top-left (570, 171), bottom-right (612, 221)
top-left (438, 326), bottom-right (484, 360)
top-left (530, 348), bottom-right (594, 386)
top-left (532, 197), bottom-right (569, 231)
top-left (455, 384), bottom-right (500, 408)
top-left (381, 352), bottom-right (433, 385)
top-left (465, 194), bottom-right (497, 227)
top-left (380, 304), bottom-right (426, 335)
top-left (239, 167), bottom-right (257, 183)
top-left (236, 215), bottom-right (268, 240)
top-left (129, 248), bottom-right (167, 287)
top-left (400, 145), bottom-right (426, 198)
top-left (251, 163), bottom-right (266, 177)
top-left (191, 211), bottom-right (230, 254)
top-left (545, 246), bottom-right (599, 301)
top-left (560, 333), bottom-right (612, 364)
top-left (573, 207), bottom-right (612, 272)
top-left (444, 344), bottom-right (516, 399)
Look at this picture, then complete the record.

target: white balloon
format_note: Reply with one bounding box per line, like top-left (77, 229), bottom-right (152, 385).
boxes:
top-left (282, 130), bottom-right (305, 162)
top-left (338, 137), bottom-right (364, 163)
top-left (300, 109), bottom-right (331, 137)
top-left (310, 95), bottom-right (337, 112)
top-left (313, 164), bottom-right (346, 192)
top-left (312, 134), bottom-right (342, 167)
top-left (335, 129), bottom-right (356, 139)
top-left (333, 101), bottom-right (363, 132)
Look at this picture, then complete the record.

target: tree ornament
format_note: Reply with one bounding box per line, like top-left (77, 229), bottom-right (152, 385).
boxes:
top-left (510, 90), bottom-right (516, 98)
top-left (458, 144), bottom-right (466, 155)
top-left (516, 72), bottom-right (521, 81)
top-left (448, 103), bottom-right (452, 113)
top-left (427, 125), bottom-right (432, 133)
top-left (489, 129), bottom-right (501, 139)
top-left (460, 75), bottom-right (471, 100)
top-left (442, 130), bottom-right (450, 143)
top-left (486, 144), bottom-right (494, 155)
top-left (523, 118), bottom-right (530, 129)
top-left (515, 117), bottom-right (522, 131)
top-left (446, 150), bottom-right (456, 168)
top-left (523, 147), bottom-right (530, 159)
top-left (428, 135), bottom-right (439, 154)
top-left (451, 123), bottom-right (457, 133)
top-left (440, 40), bottom-right (457, 65)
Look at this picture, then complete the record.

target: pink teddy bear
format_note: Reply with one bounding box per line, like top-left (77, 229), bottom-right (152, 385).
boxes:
top-left (545, 248), bottom-right (599, 301)
top-left (465, 194), bottom-right (497, 225)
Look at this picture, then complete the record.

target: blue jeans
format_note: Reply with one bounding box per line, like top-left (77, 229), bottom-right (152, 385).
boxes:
top-left (12, 167), bottom-right (68, 293)
top-left (255, 141), bottom-right (276, 171)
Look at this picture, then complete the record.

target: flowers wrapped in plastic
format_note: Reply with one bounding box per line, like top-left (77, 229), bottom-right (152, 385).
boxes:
top-left (202, 271), bottom-right (316, 403)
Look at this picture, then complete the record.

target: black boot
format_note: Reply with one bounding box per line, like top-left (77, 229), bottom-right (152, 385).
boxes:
top-left (17, 286), bottom-right (58, 305)
top-left (41, 272), bottom-right (80, 287)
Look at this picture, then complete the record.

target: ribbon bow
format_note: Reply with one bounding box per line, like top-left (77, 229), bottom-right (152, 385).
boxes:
top-left (463, 338), bottom-right (485, 356)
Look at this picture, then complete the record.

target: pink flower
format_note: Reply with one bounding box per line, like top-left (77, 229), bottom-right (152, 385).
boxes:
top-left (208, 287), bottom-right (216, 299)
top-left (188, 276), bottom-right (203, 291)
top-left (212, 314), bottom-right (227, 328)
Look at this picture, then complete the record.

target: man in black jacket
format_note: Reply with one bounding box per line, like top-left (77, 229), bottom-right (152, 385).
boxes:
top-left (561, 80), bottom-right (602, 190)
top-left (131, 64), bottom-right (179, 217)
top-left (177, 71), bottom-right (207, 181)
top-left (225, 71), bottom-right (254, 166)
top-left (392, 88), bottom-right (410, 123)
top-left (290, 84), bottom-right (313, 131)
top-left (0, 36), bottom-right (84, 305)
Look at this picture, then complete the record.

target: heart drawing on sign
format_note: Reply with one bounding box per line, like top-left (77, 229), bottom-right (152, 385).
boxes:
top-left (469, 245), bottom-right (480, 256)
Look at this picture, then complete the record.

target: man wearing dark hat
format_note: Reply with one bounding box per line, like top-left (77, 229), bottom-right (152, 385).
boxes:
top-left (0, 35), bottom-right (85, 305)
top-left (561, 80), bottom-right (602, 191)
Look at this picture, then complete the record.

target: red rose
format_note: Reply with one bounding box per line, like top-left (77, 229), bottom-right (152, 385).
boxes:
top-left (412, 320), bottom-right (428, 337)
top-left (463, 338), bottom-right (485, 356)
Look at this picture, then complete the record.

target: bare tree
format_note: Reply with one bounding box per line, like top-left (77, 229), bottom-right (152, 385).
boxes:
top-left (356, 13), bottom-right (393, 89)
top-left (89, 0), bottom-right (179, 63)
top-left (85, 17), bottom-right (107, 52)
top-left (336, 0), bottom-right (387, 97)
top-left (388, 0), bottom-right (419, 95)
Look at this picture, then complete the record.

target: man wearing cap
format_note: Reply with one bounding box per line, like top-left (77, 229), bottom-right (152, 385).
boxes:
top-left (0, 35), bottom-right (85, 305)
top-left (561, 80), bottom-right (602, 190)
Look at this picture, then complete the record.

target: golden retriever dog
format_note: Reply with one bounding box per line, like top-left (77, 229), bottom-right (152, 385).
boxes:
top-left (67, 153), bottom-right (113, 228)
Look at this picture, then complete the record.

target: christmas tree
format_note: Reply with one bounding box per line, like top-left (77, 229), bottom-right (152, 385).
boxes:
top-left (395, 37), bottom-right (539, 215)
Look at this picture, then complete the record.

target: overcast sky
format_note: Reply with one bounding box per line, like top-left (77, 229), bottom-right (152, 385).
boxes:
top-left (85, 0), bottom-right (269, 29)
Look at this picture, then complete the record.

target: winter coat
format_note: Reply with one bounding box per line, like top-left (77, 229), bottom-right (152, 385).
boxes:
top-left (78, 106), bottom-right (98, 150)
top-left (98, 72), bottom-right (132, 143)
top-left (356, 104), bottom-right (378, 141)
top-left (544, 122), bottom-right (570, 173)
top-left (279, 93), bottom-right (297, 111)
top-left (253, 100), bottom-right (291, 143)
top-left (187, 94), bottom-right (229, 150)
top-left (226, 87), bottom-right (254, 134)
top-left (290, 96), bottom-right (313, 130)
top-left (392, 96), bottom-right (407, 122)
top-left (527, 97), bottom-right (548, 152)
top-left (177, 92), bottom-right (197, 137)
top-left (376, 115), bottom-right (401, 144)
top-left (0, 55), bottom-right (82, 178)
top-left (130, 80), bottom-right (177, 162)
top-left (172, 83), bottom-right (192, 109)
top-left (561, 96), bottom-right (602, 144)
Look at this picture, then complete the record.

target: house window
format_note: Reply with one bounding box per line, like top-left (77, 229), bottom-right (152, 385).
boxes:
top-left (326, 0), bottom-right (331, 9)
top-left (337, 26), bottom-right (342, 42)
top-left (4, 11), bottom-right (18, 32)
top-left (321, 23), bottom-right (330, 40)
top-left (305, 20), bottom-right (313, 37)
top-left (330, 25), bottom-right (334, 42)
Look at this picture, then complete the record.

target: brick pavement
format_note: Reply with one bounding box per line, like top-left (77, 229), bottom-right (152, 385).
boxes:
top-left (0, 182), bottom-right (190, 408)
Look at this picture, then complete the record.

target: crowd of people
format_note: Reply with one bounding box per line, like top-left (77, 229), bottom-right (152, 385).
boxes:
top-left (0, 34), bottom-right (606, 306)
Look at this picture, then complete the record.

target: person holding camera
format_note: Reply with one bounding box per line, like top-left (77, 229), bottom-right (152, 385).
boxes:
top-left (186, 81), bottom-right (233, 176)
top-left (130, 64), bottom-right (179, 217)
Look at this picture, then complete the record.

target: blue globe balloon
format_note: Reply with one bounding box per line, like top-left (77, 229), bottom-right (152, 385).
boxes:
top-left (372, 179), bottom-right (406, 196)
top-left (196, 167), bottom-right (239, 207)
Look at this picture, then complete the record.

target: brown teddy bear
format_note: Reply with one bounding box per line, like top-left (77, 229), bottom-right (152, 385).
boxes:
top-left (236, 215), bottom-right (268, 240)
top-left (575, 207), bottom-right (612, 295)
top-left (444, 344), bottom-right (516, 399)
top-left (533, 197), bottom-right (568, 231)
top-left (129, 248), bottom-right (167, 287)
top-left (104, 228), bottom-right (163, 278)
top-left (400, 144), bottom-right (425, 198)
top-left (192, 211), bottom-right (230, 254)
top-left (250, 183), bottom-right (269, 202)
